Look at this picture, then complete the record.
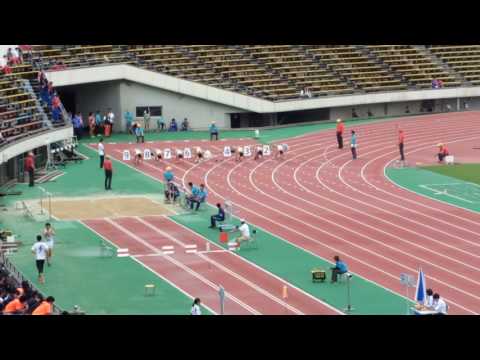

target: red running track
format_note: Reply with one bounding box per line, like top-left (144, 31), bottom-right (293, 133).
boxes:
top-left (82, 216), bottom-right (340, 315)
top-left (93, 112), bottom-right (480, 315)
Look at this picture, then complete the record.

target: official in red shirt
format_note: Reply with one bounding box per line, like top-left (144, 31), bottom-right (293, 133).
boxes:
top-left (104, 156), bottom-right (113, 190)
top-left (398, 130), bottom-right (405, 161)
top-left (437, 144), bottom-right (449, 163)
top-left (24, 152), bottom-right (35, 187)
top-left (336, 119), bottom-right (345, 149)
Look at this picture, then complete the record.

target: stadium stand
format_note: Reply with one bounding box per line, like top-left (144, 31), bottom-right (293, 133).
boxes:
top-left (17, 45), bottom-right (480, 101)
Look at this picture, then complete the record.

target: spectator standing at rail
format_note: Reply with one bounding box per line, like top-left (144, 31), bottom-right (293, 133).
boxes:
top-left (144, 108), bottom-right (151, 132)
top-left (398, 129), bottom-right (405, 162)
top-left (191, 298), bottom-right (202, 315)
top-left (330, 255), bottom-right (348, 283)
top-left (181, 118), bottom-right (189, 131)
top-left (105, 108), bottom-right (115, 137)
top-left (95, 110), bottom-right (103, 136)
top-left (72, 113), bottom-right (83, 139)
top-left (98, 138), bottom-right (105, 169)
top-left (209, 121), bottom-right (219, 141)
top-left (336, 119), bottom-right (345, 149)
top-left (43, 223), bottom-right (56, 267)
top-left (209, 203), bottom-right (226, 228)
top-left (31, 235), bottom-right (49, 284)
top-left (104, 156), bottom-right (113, 190)
top-left (24, 151), bottom-right (35, 187)
top-left (88, 112), bottom-right (96, 138)
top-left (157, 114), bottom-right (165, 132)
top-left (169, 118), bottom-right (178, 132)
top-left (350, 130), bottom-right (358, 160)
top-left (124, 110), bottom-right (133, 135)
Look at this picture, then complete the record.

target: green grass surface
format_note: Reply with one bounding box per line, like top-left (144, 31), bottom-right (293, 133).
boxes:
top-left (171, 210), bottom-right (413, 315)
top-left (422, 164), bottom-right (480, 185)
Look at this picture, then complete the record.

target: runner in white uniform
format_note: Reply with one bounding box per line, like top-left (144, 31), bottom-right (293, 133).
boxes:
top-left (175, 148), bottom-right (184, 162)
top-left (236, 146), bottom-right (244, 162)
top-left (43, 223), bottom-right (55, 266)
top-left (134, 149), bottom-right (143, 165)
top-left (275, 143), bottom-right (289, 159)
top-left (154, 149), bottom-right (163, 161)
top-left (194, 147), bottom-right (203, 163)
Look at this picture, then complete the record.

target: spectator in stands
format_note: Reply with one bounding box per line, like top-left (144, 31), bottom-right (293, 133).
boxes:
top-left (106, 109), bottom-right (115, 137)
top-left (405, 105), bottom-right (410, 114)
top-left (32, 296), bottom-right (55, 315)
top-left (169, 118), bottom-right (178, 132)
top-left (191, 298), bottom-right (202, 315)
top-left (16, 47), bottom-right (23, 64)
top-left (209, 121), bottom-right (219, 141)
top-left (0, 55), bottom-right (7, 72)
top-left (330, 255), bottom-right (348, 283)
top-left (31, 235), bottom-right (49, 284)
top-left (95, 110), bottom-right (103, 136)
top-left (157, 114), bottom-right (165, 132)
top-left (51, 93), bottom-right (61, 109)
top-left (104, 156), bottom-right (113, 191)
top-left (464, 101), bottom-right (469, 111)
top-left (26, 292), bottom-right (43, 314)
top-left (24, 152), bottom-right (35, 187)
top-left (88, 112), bottom-right (96, 138)
top-left (3, 294), bottom-right (28, 315)
top-left (17, 280), bottom-right (32, 298)
top-left (124, 110), bottom-right (133, 135)
top-left (0, 131), bottom-right (4, 144)
top-left (209, 203), bottom-right (226, 228)
top-left (143, 108), bottom-right (151, 132)
top-left (350, 130), bottom-right (358, 160)
top-left (438, 79), bottom-right (444, 88)
top-left (432, 79), bottom-right (439, 89)
top-left (351, 108), bottom-right (359, 118)
top-left (437, 143), bottom-right (449, 163)
top-left (367, 109), bottom-right (374, 117)
top-left (181, 118), bottom-right (189, 131)
top-left (52, 106), bottom-right (62, 124)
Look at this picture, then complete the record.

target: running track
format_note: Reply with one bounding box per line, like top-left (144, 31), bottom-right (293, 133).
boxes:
top-left (92, 112), bottom-right (480, 315)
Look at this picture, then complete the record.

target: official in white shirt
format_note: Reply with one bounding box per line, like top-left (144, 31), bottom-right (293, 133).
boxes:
top-left (98, 138), bottom-right (105, 168)
top-left (191, 298), bottom-right (202, 315)
top-left (234, 219), bottom-right (251, 249)
top-left (432, 293), bottom-right (448, 315)
top-left (31, 235), bottom-right (49, 284)
top-left (424, 288), bottom-right (434, 309)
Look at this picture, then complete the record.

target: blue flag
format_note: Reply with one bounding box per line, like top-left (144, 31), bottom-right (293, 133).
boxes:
top-left (415, 268), bottom-right (427, 303)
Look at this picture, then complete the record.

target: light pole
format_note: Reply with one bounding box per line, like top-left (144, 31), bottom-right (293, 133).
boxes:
top-left (344, 273), bottom-right (354, 313)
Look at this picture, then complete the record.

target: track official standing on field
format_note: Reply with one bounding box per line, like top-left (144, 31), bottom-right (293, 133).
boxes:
top-left (398, 129), bottom-right (405, 161)
top-left (350, 130), bottom-right (358, 160)
top-left (336, 119), bottom-right (345, 149)
top-left (104, 156), bottom-right (113, 190)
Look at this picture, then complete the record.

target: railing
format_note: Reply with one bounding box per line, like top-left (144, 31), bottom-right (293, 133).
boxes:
top-left (0, 251), bottom-right (63, 314)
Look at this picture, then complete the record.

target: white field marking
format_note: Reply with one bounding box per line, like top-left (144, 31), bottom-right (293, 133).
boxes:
top-left (312, 132), bottom-right (480, 249)
top-left (195, 252), bottom-right (304, 315)
top-left (78, 220), bottom-right (217, 315)
top-left (217, 146), bottom-right (479, 312)
top-left (201, 152), bottom-right (469, 314)
top-left (170, 219), bottom-right (343, 315)
top-left (134, 216), bottom-right (305, 314)
top-left (383, 142), bottom-right (480, 220)
top-left (280, 137), bottom-right (480, 260)
top-left (105, 218), bottom-right (260, 314)
top-left (244, 155), bottom-right (480, 290)
top-left (268, 142), bottom-right (480, 265)
top-left (358, 134), bottom-right (480, 236)
top-left (419, 185), bottom-right (474, 203)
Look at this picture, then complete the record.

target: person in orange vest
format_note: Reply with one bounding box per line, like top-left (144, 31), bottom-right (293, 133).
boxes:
top-left (437, 143), bottom-right (449, 163)
top-left (24, 152), bottom-right (35, 187)
top-left (336, 119), bottom-right (345, 149)
top-left (3, 294), bottom-right (28, 315)
top-left (398, 130), bottom-right (405, 161)
top-left (32, 296), bottom-right (55, 315)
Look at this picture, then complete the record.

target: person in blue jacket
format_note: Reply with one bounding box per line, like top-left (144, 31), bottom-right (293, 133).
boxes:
top-left (331, 255), bottom-right (348, 283)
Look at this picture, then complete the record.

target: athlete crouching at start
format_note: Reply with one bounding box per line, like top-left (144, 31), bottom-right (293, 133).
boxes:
top-left (154, 149), bottom-right (163, 161)
top-left (235, 146), bottom-right (244, 162)
top-left (275, 144), bottom-right (289, 160)
top-left (254, 146), bottom-right (263, 160)
top-left (134, 149), bottom-right (143, 165)
top-left (175, 149), bottom-right (184, 162)
top-left (194, 147), bottom-right (204, 163)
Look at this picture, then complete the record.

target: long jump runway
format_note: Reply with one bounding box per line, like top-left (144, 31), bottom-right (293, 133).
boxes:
top-left (92, 112), bottom-right (480, 315)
